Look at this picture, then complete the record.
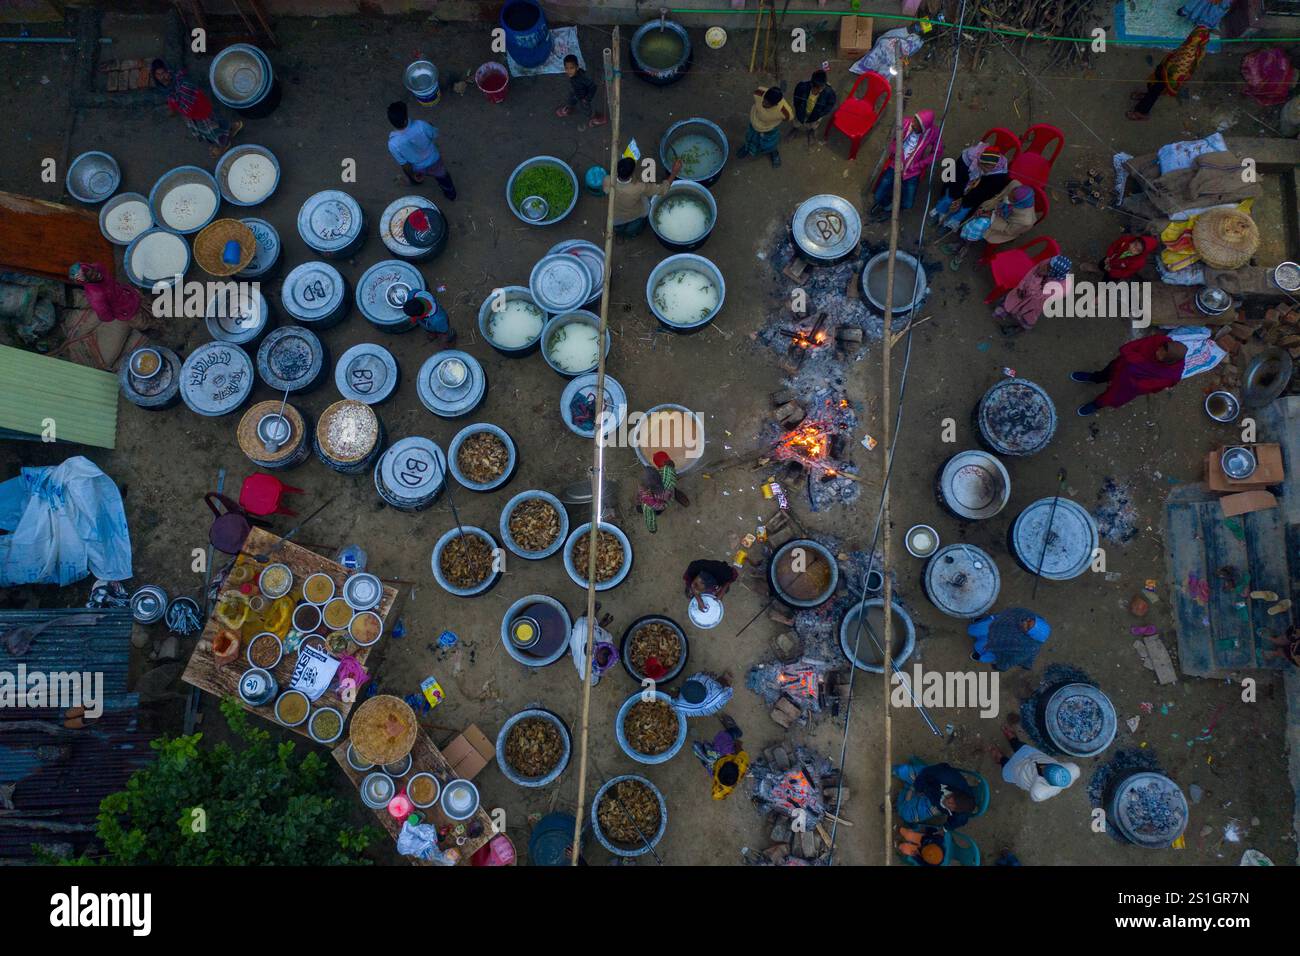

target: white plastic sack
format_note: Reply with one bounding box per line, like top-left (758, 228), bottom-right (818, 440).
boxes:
top-left (396, 819), bottom-right (456, 864)
top-left (0, 456), bottom-right (132, 587)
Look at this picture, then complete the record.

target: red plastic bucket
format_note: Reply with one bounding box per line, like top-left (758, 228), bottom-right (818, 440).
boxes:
top-left (476, 62), bottom-right (509, 104)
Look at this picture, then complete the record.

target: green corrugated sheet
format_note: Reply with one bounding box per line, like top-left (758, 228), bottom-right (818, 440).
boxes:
top-left (0, 345), bottom-right (118, 449)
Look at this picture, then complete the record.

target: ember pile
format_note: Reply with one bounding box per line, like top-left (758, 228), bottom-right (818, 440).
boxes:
top-left (746, 658), bottom-right (847, 728)
top-left (762, 394), bottom-right (862, 510)
top-left (748, 746), bottom-right (846, 865)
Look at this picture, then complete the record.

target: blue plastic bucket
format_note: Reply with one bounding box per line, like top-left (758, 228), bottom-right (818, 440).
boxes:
top-left (501, 0), bottom-right (552, 68)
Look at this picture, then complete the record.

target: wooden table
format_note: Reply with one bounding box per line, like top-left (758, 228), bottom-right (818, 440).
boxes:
top-left (181, 526), bottom-right (398, 740)
top-left (330, 729), bottom-right (495, 866)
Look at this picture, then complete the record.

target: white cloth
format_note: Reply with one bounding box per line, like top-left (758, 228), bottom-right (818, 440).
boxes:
top-left (569, 616), bottom-right (613, 684)
top-left (1001, 744), bottom-right (1080, 802)
top-left (849, 28), bottom-right (922, 76)
top-left (1168, 325), bottom-right (1227, 379)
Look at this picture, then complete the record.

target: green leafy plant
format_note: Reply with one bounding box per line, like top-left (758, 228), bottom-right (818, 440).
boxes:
top-left (64, 698), bottom-right (376, 865)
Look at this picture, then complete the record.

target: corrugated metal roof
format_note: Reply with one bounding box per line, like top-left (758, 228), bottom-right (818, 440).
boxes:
top-left (0, 345), bottom-right (118, 449)
top-left (1, 607), bottom-right (133, 694)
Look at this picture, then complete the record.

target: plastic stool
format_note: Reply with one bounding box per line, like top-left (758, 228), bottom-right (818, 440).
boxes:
top-left (239, 473), bottom-right (305, 518)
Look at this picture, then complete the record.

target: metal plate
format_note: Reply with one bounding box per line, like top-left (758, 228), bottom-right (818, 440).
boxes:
top-left (282, 261), bottom-right (345, 322)
top-left (237, 218), bottom-right (280, 278)
top-left (791, 194), bottom-right (861, 261)
top-left (530, 254), bottom-right (592, 313)
top-left (381, 196), bottom-right (442, 258)
top-left (1043, 682), bottom-right (1117, 757)
top-left (297, 190), bottom-right (363, 254)
top-left (179, 341), bottom-right (254, 416)
top-left (416, 350), bottom-right (486, 418)
top-left (377, 437), bottom-right (447, 505)
top-left (1242, 347), bottom-right (1294, 408)
top-left (939, 450), bottom-right (1010, 520)
top-left (257, 326), bottom-right (324, 392)
top-left (1011, 497), bottom-right (1098, 580)
top-left (336, 343), bottom-right (398, 404)
top-left (924, 545), bottom-right (1000, 619)
top-left (978, 378), bottom-right (1057, 456)
top-left (549, 240), bottom-right (605, 296)
top-left (356, 259), bottom-right (425, 327)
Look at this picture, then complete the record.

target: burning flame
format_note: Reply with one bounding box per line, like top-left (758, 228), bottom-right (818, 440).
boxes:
top-left (779, 421), bottom-right (831, 460)
top-left (790, 329), bottom-right (829, 349)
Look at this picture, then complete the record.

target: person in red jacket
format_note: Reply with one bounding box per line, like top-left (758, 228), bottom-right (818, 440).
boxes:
top-left (1100, 234), bottom-right (1159, 280)
top-left (1071, 334), bottom-right (1188, 416)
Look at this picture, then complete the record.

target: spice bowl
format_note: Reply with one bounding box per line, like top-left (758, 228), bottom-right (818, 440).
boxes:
top-left (349, 610), bottom-right (383, 647)
top-left (308, 705), bottom-right (344, 744)
top-left (258, 562), bottom-right (293, 599)
top-left (274, 689), bottom-right (311, 727)
top-left (383, 754), bottom-right (413, 778)
top-left (346, 742), bottom-right (375, 772)
top-left (292, 602), bottom-right (323, 635)
top-left (440, 778), bottom-right (480, 821)
top-left (246, 632), bottom-right (283, 670)
top-left (302, 571), bottom-right (335, 605)
top-left (406, 772), bottom-right (441, 808)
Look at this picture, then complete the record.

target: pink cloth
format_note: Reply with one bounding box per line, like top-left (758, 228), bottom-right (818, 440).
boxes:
top-left (885, 109), bottom-right (943, 180)
top-left (1241, 49), bottom-right (1296, 106)
top-left (80, 263), bottom-right (141, 323)
top-left (1000, 264), bottom-right (1053, 330)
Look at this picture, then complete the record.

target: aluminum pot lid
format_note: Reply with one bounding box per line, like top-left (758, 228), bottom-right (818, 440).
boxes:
top-left (357, 259), bottom-right (425, 326)
top-left (978, 378), bottom-right (1057, 455)
top-left (336, 343), bottom-right (398, 404)
top-left (380, 196), bottom-right (442, 257)
top-left (206, 290), bottom-right (267, 343)
top-left (1043, 682), bottom-right (1116, 757)
top-left (180, 341), bottom-right (253, 416)
top-left (343, 572), bottom-right (383, 611)
top-left (257, 325), bottom-right (324, 392)
top-left (924, 545), bottom-right (1000, 618)
top-left (550, 240), bottom-right (605, 294)
top-left (530, 254), bottom-right (592, 313)
top-left (791, 194), bottom-right (861, 261)
top-left (939, 451), bottom-right (1008, 519)
top-left (282, 261), bottom-right (345, 321)
top-left (1011, 497), bottom-right (1097, 580)
top-left (297, 190), bottom-right (363, 253)
top-left (1110, 772), bottom-right (1188, 847)
top-left (378, 437), bottom-right (447, 501)
top-left (237, 217), bottom-right (280, 277)
top-left (120, 347), bottom-right (180, 404)
top-left (416, 351), bottom-right (485, 417)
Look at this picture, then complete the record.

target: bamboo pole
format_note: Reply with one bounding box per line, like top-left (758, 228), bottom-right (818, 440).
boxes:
top-left (571, 32), bottom-right (621, 863)
top-left (880, 63), bottom-right (905, 867)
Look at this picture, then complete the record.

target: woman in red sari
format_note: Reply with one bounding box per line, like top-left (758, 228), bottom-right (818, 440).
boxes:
top-left (1127, 26), bottom-right (1211, 121)
top-left (151, 59), bottom-right (242, 155)
top-left (68, 262), bottom-right (140, 323)
top-left (1072, 334), bottom-right (1188, 416)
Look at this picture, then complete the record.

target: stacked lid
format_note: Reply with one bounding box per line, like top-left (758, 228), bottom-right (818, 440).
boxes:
top-left (237, 218), bottom-right (280, 278)
top-left (417, 350), bottom-right (486, 418)
top-left (356, 260), bottom-right (426, 330)
top-left (119, 346), bottom-right (182, 408)
top-left (179, 341), bottom-right (254, 416)
top-left (256, 325), bottom-right (326, 393)
top-left (530, 253), bottom-right (592, 313)
top-left (336, 343), bottom-right (399, 404)
top-left (282, 261), bottom-right (348, 326)
top-left (549, 240), bottom-right (604, 298)
top-left (205, 287), bottom-right (268, 345)
top-left (374, 436), bottom-right (447, 509)
top-left (298, 190), bottom-right (365, 256)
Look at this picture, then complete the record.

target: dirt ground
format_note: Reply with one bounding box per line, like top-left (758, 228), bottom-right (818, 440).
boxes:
top-left (1, 11), bottom-right (1294, 866)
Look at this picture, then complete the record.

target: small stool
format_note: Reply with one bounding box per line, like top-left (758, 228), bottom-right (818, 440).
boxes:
top-left (239, 473), bottom-right (305, 518)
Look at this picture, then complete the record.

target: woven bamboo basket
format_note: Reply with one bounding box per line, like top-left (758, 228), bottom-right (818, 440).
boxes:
top-left (193, 218), bottom-right (257, 276)
top-left (348, 694), bottom-right (418, 765)
top-left (1192, 208), bottom-right (1260, 270)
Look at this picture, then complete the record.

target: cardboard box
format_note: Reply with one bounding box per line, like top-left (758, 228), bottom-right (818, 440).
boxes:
top-left (1220, 490), bottom-right (1278, 516)
top-left (837, 15), bottom-right (874, 60)
top-left (1205, 443), bottom-right (1284, 492)
top-left (441, 723), bottom-right (495, 780)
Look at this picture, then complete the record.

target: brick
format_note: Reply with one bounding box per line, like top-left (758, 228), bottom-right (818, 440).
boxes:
top-left (763, 843), bottom-right (789, 864)
top-left (1229, 322), bottom-right (1254, 341)
top-left (798, 829), bottom-right (818, 859)
top-left (770, 745), bottom-right (792, 770)
top-left (770, 705), bottom-right (795, 728)
top-left (770, 820), bottom-right (792, 842)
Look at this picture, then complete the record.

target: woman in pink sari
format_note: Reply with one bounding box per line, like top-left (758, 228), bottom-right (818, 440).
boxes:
top-left (68, 262), bottom-right (141, 323)
top-left (991, 255), bottom-right (1071, 334)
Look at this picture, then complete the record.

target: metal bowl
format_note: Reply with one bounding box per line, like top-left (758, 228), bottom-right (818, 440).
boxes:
top-left (862, 249), bottom-right (928, 314)
top-left (431, 526), bottom-right (501, 597)
top-left (99, 191), bottom-right (152, 245)
top-left (214, 144), bottom-right (281, 207)
top-left (540, 311), bottom-right (611, 377)
top-left (614, 691), bottom-right (687, 764)
top-left (500, 489), bottom-right (569, 560)
top-left (1273, 261), bottom-right (1300, 292)
top-left (210, 43), bottom-right (272, 108)
top-left (447, 423), bottom-right (517, 492)
top-left (123, 227), bottom-right (191, 289)
top-left (905, 524), bottom-right (940, 558)
top-left (66, 151), bottom-right (120, 204)
top-left (938, 450), bottom-right (1011, 520)
top-left (648, 180), bottom-right (718, 251)
top-left (563, 522), bottom-right (633, 591)
top-left (1221, 445), bottom-right (1258, 481)
top-left (496, 709), bottom-right (572, 788)
top-left (560, 372), bottom-right (627, 440)
top-left (1204, 390), bottom-right (1240, 424)
top-left (506, 156), bottom-right (578, 226)
top-left (792, 194), bottom-right (861, 262)
top-left (403, 59), bottom-right (439, 99)
top-left (646, 253), bottom-right (725, 333)
top-left (660, 118), bottom-right (728, 186)
top-left (149, 166), bottom-right (221, 235)
top-left (840, 599), bottom-right (916, 673)
top-left (478, 286), bottom-right (547, 355)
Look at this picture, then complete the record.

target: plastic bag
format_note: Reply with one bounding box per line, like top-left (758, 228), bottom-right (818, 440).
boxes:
top-left (960, 215), bottom-right (992, 242)
top-left (0, 456), bottom-right (132, 587)
top-left (396, 818), bottom-right (456, 865)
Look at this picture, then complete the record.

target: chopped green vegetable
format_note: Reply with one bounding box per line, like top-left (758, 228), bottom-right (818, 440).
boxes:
top-left (510, 163), bottom-right (575, 218)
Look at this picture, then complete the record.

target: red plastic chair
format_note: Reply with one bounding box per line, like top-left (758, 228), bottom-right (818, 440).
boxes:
top-left (824, 70), bottom-right (891, 161)
top-left (984, 235), bottom-right (1060, 304)
top-left (1009, 124), bottom-right (1065, 188)
top-left (979, 127), bottom-right (1022, 162)
top-left (239, 473), bottom-right (305, 518)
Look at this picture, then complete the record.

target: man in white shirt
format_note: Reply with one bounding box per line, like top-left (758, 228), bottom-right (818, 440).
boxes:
top-left (996, 725), bottom-right (1080, 802)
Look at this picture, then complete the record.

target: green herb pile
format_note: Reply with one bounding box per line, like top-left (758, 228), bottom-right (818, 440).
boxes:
top-left (510, 163), bottom-right (575, 217)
